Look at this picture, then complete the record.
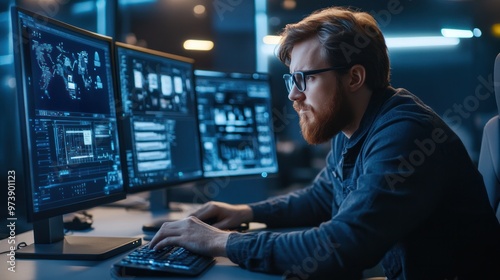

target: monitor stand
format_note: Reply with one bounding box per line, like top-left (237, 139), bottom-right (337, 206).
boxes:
top-left (103, 183), bottom-right (196, 212)
top-left (16, 216), bottom-right (141, 260)
top-left (142, 188), bottom-right (202, 233)
top-left (148, 188), bottom-right (184, 213)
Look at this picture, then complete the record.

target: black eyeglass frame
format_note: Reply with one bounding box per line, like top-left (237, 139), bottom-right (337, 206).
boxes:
top-left (283, 66), bottom-right (348, 93)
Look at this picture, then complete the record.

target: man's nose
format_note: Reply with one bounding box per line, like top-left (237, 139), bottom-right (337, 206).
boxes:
top-left (288, 86), bottom-right (304, 102)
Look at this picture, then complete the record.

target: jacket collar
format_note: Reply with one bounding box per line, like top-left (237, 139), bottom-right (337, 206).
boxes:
top-left (344, 87), bottom-right (395, 150)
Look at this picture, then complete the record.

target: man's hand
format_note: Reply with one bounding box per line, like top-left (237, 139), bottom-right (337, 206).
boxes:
top-left (148, 216), bottom-right (230, 257)
top-left (190, 201), bottom-right (253, 230)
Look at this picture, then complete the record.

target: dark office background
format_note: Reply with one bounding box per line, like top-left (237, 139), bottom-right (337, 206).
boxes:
top-left (1, 0), bottom-right (500, 235)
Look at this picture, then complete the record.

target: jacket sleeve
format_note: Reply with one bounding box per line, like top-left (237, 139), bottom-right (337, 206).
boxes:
top-left (248, 164), bottom-right (337, 228)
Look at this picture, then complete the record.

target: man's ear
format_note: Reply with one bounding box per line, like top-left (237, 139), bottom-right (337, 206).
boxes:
top-left (346, 64), bottom-right (366, 92)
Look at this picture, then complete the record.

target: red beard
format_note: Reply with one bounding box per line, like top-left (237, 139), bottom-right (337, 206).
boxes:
top-left (293, 82), bottom-right (352, 144)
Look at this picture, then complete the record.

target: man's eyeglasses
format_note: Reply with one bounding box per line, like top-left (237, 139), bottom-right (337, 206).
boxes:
top-left (283, 66), bottom-right (348, 93)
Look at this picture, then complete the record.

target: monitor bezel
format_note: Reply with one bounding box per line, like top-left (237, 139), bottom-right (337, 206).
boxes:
top-left (194, 69), bottom-right (280, 179)
top-left (114, 42), bottom-right (204, 194)
top-left (12, 6), bottom-right (126, 222)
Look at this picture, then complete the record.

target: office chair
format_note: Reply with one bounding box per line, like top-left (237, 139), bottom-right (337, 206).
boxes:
top-left (478, 52), bottom-right (500, 223)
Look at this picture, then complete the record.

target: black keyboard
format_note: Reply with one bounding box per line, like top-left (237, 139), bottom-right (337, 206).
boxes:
top-left (112, 243), bottom-right (215, 277)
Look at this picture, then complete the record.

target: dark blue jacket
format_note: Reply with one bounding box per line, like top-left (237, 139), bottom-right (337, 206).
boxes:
top-left (226, 87), bottom-right (500, 279)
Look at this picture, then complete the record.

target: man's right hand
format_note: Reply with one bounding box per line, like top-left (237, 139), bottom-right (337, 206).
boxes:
top-left (190, 201), bottom-right (253, 230)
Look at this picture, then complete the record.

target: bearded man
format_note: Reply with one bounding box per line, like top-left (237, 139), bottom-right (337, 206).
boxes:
top-left (149, 6), bottom-right (500, 279)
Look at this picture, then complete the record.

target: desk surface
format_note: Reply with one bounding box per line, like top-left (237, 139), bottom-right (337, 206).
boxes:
top-left (1, 204), bottom-right (280, 280)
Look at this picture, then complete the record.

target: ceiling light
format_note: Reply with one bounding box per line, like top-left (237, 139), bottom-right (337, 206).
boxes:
top-left (473, 28), bottom-right (482, 38)
top-left (492, 24), bottom-right (500, 38)
top-left (282, 0), bottom-right (296, 10)
top-left (386, 36), bottom-right (460, 49)
top-left (193, 5), bottom-right (206, 15)
top-left (441, 28), bottom-right (473, 38)
top-left (263, 35), bottom-right (281, 45)
top-left (183, 40), bottom-right (214, 51)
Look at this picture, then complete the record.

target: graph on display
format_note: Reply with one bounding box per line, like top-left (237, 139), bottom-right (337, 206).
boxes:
top-left (56, 125), bottom-right (95, 165)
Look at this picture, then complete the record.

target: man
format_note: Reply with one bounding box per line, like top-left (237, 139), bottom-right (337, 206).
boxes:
top-left (149, 6), bottom-right (500, 279)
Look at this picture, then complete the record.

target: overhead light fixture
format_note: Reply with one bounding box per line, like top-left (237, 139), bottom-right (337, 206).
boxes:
top-left (282, 0), bottom-right (296, 10)
top-left (385, 36), bottom-right (460, 49)
top-left (441, 28), bottom-right (473, 38)
top-left (183, 40), bottom-right (214, 51)
top-left (261, 35), bottom-right (282, 56)
top-left (193, 5), bottom-right (206, 15)
top-left (472, 28), bottom-right (482, 38)
top-left (492, 24), bottom-right (500, 38)
top-left (263, 35), bottom-right (281, 45)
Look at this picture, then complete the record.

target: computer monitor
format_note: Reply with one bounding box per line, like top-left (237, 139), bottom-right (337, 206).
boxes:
top-left (114, 42), bottom-right (203, 199)
top-left (11, 7), bottom-right (141, 259)
top-left (140, 70), bottom-right (279, 233)
top-left (195, 70), bottom-right (279, 178)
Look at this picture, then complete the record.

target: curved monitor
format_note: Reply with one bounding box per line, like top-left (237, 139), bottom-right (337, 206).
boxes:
top-left (11, 7), bottom-right (140, 259)
top-left (115, 42), bottom-right (203, 193)
top-left (195, 70), bottom-right (279, 178)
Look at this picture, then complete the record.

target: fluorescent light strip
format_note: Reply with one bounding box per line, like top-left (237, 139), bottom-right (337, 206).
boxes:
top-left (255, 0), bottom-right (268, 73)
top-left (183, 40), bottom-right (214, 51)
top-left (263, 35), bottom-right (281, 45)
top-left (441, 28), bottom-right (473, 38)
top-left (385, 36), bottom-right (460, 48)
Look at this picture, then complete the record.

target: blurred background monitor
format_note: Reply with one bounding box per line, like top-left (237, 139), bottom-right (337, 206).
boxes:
top-left (195, 70), bottom-right (279, 178)
top-left (11, 7), bottom-right (140, 260)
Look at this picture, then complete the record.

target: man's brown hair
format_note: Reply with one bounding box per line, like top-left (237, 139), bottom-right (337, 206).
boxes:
top-left (278, 6), bottom-right (390, 91)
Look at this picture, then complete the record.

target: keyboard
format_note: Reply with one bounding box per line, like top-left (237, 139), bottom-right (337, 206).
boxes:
top-left (112, 243), bottom-right (215, 277)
